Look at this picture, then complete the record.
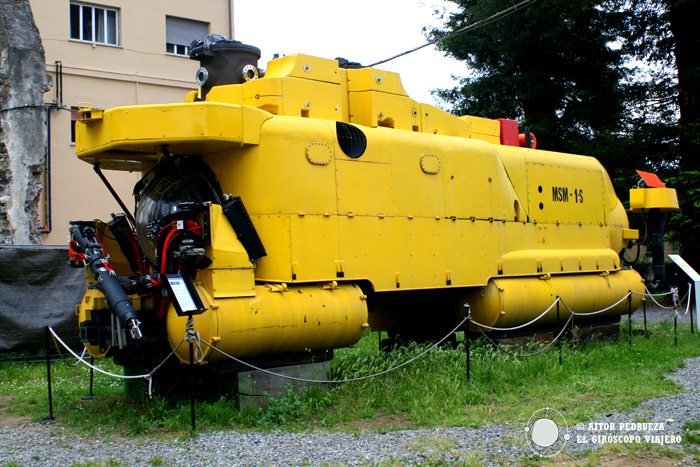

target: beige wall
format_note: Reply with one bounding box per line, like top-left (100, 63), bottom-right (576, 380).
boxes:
top-left (29, 0), bottom-right (231, 244)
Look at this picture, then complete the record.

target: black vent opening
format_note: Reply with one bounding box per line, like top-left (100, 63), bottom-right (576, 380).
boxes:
top-left (336, 122), bottom-right (367, 159)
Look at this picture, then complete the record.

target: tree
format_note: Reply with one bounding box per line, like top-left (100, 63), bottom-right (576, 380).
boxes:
top-left (431, 0), bottom-right (628, 160)
top-left (431, 0), bottom-right (700, 269)
top-left (621, 0), bottom-right (700, 267)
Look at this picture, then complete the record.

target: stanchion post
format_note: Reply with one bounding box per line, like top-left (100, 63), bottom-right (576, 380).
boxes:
top-left (628, 291), bottom-right (632, 347)
top-left (674, 313), bottom-right (678, 346)
top-left (673, 287), bottom-right (678, 346)
top-left (89, 356), bottom-right (94, 398)
top-left (643, 300), bottom-right (647, 332)
top-left (81, 355), bottom-right (95, 401)
top-left (189, 326), bottom-right (196, 432)
top-left (43, 327), bottom-right (55, 423)
top-left (557, 299), bottom-right (562, 365)
top-left (690, 285), bottom-right (694, 335)
top-left (466, 327), bottom-right (470, 381)
top-left (465, 304), bottom-right (471, 381)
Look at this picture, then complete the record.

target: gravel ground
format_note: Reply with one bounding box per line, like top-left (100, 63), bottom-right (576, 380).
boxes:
top-left (2, 304), bottom-right (700, 467)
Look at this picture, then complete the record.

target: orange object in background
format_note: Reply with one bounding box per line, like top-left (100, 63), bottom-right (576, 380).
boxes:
top-left (636, 169), bottom-right (666, 188)
top-left (518, 131), bottom-right (537, 149)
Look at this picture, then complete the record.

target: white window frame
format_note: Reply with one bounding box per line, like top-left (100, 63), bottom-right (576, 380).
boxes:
top-left (166, 43), bottom-right (191, 57)
top-left (70, 2), bottom-right (120, 46)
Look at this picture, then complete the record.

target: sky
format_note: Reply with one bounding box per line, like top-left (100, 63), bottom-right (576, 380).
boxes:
top-left (233, 0), bottom-right (468, 108)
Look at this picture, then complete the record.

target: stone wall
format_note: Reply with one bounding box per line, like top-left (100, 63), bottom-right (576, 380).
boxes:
top-left (0, 0), bottom-right (51, 244)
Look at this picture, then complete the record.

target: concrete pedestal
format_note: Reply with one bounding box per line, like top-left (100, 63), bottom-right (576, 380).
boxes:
top-left (237, 361), bottom-right (330, 410)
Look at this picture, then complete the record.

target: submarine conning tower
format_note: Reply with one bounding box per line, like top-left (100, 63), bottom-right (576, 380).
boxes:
top-left (190, 34), bottom-right (262, 98)
top-left (176, 34), bottom-right (537, 146)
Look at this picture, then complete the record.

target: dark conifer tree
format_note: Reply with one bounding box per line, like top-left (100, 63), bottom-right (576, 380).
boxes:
top-left (430, 0), bottom-right (627, 158)
top-left (431, 0), bottom-right (700, 269)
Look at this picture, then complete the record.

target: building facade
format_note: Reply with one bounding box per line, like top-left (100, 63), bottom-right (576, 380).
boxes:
top-left (29, 0), bottom-right (233, 244)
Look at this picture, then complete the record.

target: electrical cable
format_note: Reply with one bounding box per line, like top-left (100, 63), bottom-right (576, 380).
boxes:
top-left (621, 242), bottom-right (641, 266)
top-left (367, 0), bottom-right (538, 67)
top-left (0, 104), bottom-right (49, 113)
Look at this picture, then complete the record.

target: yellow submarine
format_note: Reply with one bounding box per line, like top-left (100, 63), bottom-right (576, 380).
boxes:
top-left (69, 36), bottom-right (678, 374)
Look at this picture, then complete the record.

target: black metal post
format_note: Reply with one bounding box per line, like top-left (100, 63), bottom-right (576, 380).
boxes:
top-left (464, 303), bottom-right (472, 379)
top-left (466, 327), bottom-right (470, 380)
top-left (189, 336), bottom-right (196, 431)
top-left (628, 292), bottom-right (632, 346)
top-left (557, 299), bottom-right (562, 365)
top-left (88, 356), bottom-right (95, 398)
top-left (643, 300), bottom-right (647, 332)
top-left (81, 355), bottom-right (95, 401)
top-left (690, 287), bottom-right (694, 335)
top-left (43, 327), bottom-right (55, 423)
top-left (674, 313), bottom-right (678, 346)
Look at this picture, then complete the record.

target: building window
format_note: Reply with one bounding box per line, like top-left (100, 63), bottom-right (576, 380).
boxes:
top-left (70, 107), bottom-right (81, 144)
top-left (70, 3), bottom-right (119, 46)
top-left (166, 16), bottom-right (209, 57)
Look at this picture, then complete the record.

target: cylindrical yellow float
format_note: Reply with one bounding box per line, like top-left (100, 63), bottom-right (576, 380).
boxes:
top-left (166, 282), bottom-right (368, 363)
top-left (459, 269), bottom-right (644, 330)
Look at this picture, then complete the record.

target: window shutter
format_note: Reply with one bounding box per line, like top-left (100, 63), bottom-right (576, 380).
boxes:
top-left (166, 16), bottom-right (209, 47)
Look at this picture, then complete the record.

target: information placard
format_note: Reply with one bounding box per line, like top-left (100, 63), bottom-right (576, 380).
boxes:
top-left (162, 273), bottom-right (205, 316)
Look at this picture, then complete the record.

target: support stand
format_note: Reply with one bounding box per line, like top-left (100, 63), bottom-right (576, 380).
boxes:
top-left (42, 326), bottom-right (55, 423)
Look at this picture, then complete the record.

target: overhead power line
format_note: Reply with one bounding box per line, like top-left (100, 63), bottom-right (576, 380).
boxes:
top-left (367, 0), bottom-right (538, 67)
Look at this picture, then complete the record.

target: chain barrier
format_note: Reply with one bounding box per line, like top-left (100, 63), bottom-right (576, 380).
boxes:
top-left (46, 315), bottom-right (467, 392)
top-left (184, 317), bottom-right (205, 363)
top-left (466, 283), bottom-right (695, 362)
top-left (49, 334), bottom-right (87, 367)
top-left (47, 326), bottom-right (186, 398)
top-left (462, 298), bottom-right (561, 332)
top-left (202, 316), bottom-right (468, 384)
top-left (631, 284), bottom-right (691, 312)
top-left (474, 314), bottom-right (573, 358)
top-left (43, 282), bottom-right (694, 425)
